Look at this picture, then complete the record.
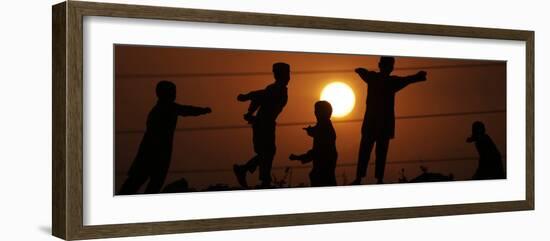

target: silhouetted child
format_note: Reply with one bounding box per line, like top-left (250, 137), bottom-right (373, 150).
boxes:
top-left (467, 121), bottom-right (505, 180)
top-left (233, 62), bottom-right (290, 188)
top-left (289, 101), bottom-right (337, 187)
top-left (118, 80), bottom-right (212, 195)
top-left (351, 56), bottom-right (427, 185)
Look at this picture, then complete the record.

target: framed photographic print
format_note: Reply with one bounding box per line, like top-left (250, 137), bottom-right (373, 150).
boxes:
top-left (52, 1), bottom-right (534, 240)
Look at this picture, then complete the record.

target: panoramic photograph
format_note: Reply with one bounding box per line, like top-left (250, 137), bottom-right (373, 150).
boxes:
top-left (113, 45), bottom-right (506, 195)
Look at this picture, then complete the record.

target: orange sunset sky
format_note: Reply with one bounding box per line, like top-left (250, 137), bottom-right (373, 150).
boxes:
top-left (114, 45), bottom-right (506, 192)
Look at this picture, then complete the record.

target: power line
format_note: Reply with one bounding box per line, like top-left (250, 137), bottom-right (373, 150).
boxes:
top-left (116, 109), bottom-right (505, 134)
top-left (115, 62), bottom-right (503, 79)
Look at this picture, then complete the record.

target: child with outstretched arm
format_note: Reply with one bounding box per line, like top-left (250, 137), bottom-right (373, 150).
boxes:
top-left (118, 80), bottom-right (212, 195)
top-left (289, 101), bottom-right (338, 187)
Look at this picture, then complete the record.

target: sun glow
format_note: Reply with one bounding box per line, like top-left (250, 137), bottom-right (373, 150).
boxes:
top-left (320, 82), bottom-right (356, 118)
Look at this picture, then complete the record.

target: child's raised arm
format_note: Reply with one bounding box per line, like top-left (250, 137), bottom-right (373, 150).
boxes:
top-left (355, 67), bottom-right (376, 84)
top-left (393, 70), bottom-right (427, 92)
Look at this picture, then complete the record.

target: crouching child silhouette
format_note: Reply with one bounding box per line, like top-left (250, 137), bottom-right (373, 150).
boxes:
top-left (289, 101), bottom-right (338, 187)
top-left (118, 80), bottom-right (212, 195)
top-left (467, 121), bottom-right (505, 180)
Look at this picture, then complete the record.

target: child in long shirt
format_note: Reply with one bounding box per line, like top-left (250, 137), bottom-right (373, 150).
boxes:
top-left (289, 101), bottom-right (338, 187)
top-left (118, 80), bottom-right (212, 195)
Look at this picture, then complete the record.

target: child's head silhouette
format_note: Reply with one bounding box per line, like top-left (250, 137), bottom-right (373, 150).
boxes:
top-left (156, 80), bottom-right (176, 103)
top-left (472, 121), bottom-right (486, 135)
top-left (315, 101), bottom-right (333, 121)
top-left (378, 56), bottom-right (395, 75)
top-left (467, 121), bottom-right (486, 142)
top-left (273, 62), bottom-right (290, 86)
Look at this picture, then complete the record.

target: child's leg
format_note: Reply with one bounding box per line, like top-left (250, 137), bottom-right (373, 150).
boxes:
top-left (243, 155), bottom-right (260, 173)
top-left (374, 138), bottom-right (390, 182)
top-left (356, 135), bottom-right (376, 179)
top-left (256, 123), bottom-right (276, 186)
top-left (258, 152), bottom-right (275, 186)
top-left (309, 172), bottom-right (319, 187)
top-left (118, 174), bottom-right (148, 195)
top-left (145, 168), bottom-right (169, 194)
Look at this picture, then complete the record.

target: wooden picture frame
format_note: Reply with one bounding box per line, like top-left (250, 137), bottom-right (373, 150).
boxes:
top-left (52, 1), bottom-right (534, 240)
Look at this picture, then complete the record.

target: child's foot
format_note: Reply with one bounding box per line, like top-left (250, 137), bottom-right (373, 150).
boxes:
top-left (349, 178), bottom-right (362, 185)
top-left (233, 164), bottom-right (248, 188)
top-left (376, 179), bottom-right (384, 184)
top-left (259, 181), bottom-right (272, 189)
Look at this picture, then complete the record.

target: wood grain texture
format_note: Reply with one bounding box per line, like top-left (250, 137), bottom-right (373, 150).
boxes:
top-left (73, 201), bottom-right (530, 240)
top-left (66, 2), bottom-right (85, 240)
top-left (51, 1), bottom-right (535, 240)
top-left (525, 32), bottom-right (535, 209)
top-left (52, 2), bottom-right (67, 240)
top-left (71, 1), bottom-right (533, 40)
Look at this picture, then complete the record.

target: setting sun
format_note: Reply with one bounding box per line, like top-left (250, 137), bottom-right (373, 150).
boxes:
top-left (320, 82), bottom-right (355, 118)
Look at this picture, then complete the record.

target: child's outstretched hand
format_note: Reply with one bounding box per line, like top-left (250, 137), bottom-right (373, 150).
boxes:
top-left (204, 107), bottom-right (212, 114)
top-left (243, 112), bottom-right (256, 124)
top-left (289, 154), bottom-right (308, 164)
top-left (303, 125), bottom-right (314, 136)
top-left (237, 93), bottom-right (248, 102)
top-left (355, 67), bottom-right (368, 75)
top-left (416, 71), bottom-right (427, 81)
